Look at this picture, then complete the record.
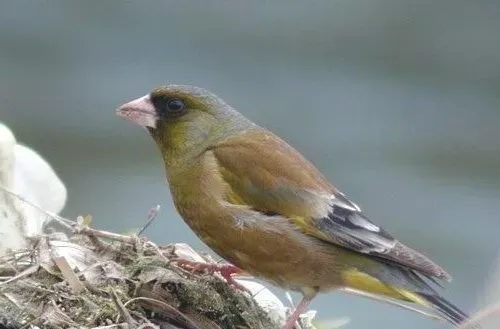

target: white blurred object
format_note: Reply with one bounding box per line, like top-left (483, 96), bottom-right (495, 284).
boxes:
top-left (172, 242), bottom-right (207, 262)
top-left (0, 122), bottom-right (27, 254)
top-left (13, 142), bottom-right (67, 235)
top-left (236, 278), bottom-right (288, 327)
top-left (316, 317), bottom-right (351, 329)
top-left (0, 122), bottom-right (67, 255)
top-left (299, 310), bottom-right (318, 329)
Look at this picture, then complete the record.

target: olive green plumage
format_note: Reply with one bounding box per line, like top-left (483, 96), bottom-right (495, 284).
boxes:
top-left (117, 85), bottom-right (473, 327)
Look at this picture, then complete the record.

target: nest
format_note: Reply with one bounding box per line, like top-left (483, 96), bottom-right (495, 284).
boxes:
top-left (0, 219), bottom-right (276, 329)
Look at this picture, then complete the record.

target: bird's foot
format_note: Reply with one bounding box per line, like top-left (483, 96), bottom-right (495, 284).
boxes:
top-left (281, 297), bottom-right (312, 329)
top-left (172, 259), bottom-right (248, 291)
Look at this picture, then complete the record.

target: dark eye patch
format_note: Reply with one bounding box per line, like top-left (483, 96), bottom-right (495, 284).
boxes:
top-left (151, 95), bottom-right (187, 117)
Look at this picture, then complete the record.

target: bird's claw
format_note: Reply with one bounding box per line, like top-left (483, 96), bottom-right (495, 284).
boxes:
top-left (171, 259), bottom-right (249, 292)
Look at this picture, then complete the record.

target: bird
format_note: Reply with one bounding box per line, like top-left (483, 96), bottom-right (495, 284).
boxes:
top-left (117, 85), bottom-right (474, 329)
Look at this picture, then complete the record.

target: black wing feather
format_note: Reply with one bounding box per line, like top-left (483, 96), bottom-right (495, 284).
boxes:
top-left (313, 191), bottom-right (452, 281)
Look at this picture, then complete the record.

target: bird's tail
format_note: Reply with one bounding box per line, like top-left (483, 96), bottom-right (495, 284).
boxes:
top-left (342, 268), bottom-right (477, 327)
top-left (414, 292), bottom-right (475, 327)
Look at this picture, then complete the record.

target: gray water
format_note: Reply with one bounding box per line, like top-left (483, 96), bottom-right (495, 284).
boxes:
top-left (2, 1), bottom-right (500, 328)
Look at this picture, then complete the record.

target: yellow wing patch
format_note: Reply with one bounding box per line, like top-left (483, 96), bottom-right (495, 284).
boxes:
top-left (341, 269), bottom-right (403, 299)
top-left (340, 268), bottom-right (431, 309)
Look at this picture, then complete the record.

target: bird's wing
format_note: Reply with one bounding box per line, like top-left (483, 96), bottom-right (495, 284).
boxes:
top-left (211, 130), bottom-right (451, 281)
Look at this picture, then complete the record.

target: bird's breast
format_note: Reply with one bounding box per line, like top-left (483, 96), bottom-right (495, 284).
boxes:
top-left (165, 151), bottom-right (346, 291)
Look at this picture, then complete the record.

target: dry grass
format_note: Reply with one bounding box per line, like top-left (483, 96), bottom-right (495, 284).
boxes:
top-left (0, 227), bottom-right (274, 329)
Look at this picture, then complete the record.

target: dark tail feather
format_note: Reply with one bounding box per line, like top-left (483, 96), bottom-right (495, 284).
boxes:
top-left (417, 293), bottom-right (477, 328)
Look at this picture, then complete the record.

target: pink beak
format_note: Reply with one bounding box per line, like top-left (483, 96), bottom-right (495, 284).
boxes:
top-left (116, 94), bottom-right (158, 128)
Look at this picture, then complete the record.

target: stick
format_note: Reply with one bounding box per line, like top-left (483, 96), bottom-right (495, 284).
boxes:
top-left (137, 205), bottom-right (161, 236)
top-left (0, 183), bottom-right (74, 230)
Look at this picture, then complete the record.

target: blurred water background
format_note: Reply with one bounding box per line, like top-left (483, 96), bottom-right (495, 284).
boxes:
top-left (1, 1), bottom-right (500, 328)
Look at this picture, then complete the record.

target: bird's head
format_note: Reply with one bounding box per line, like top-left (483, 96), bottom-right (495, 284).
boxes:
top-left (117, 85), bottom-right (257, 168)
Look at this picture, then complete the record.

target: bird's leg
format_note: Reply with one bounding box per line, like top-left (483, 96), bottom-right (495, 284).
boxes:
top-left (172, 259), bottom-right (248, 291)
top-left (282, 296), bottom-right (312, 329)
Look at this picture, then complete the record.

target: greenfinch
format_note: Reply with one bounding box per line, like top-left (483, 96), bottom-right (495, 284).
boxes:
top-left (117, 85), bottom-right (473, 328)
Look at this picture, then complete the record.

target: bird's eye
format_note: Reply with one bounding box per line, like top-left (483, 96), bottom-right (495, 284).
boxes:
top-left (150, 94), bottom-right (188, 117)
top-left (166, 98), bottom-right (185, 113)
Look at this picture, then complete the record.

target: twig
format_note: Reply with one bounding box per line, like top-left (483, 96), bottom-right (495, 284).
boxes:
top-left (77, 216), bottom-right (106, 250)
top-left (54, 256), bottom-right (86, 293)
top-left (138, 205), bottom-right (161, 236)
top-left (122, 297), bottom-right (201, 329)
top-left (0, 264), bottom-right (39, 287)
top-left (149, 243), bottom-right (170, 263)
top-left (91, 324), bottom-right (129, 329)
top-left (2, 292), bottom-right (22, 308)
top-left (0, 250), bottom-right (33, 269)
top-left (78, 226), bottom-right (138, 244)
top-left (48, 298), bottom-right (78, 326)
top-left (77, 260), bottom-right (115, 275)
top-left (18, 279), bottom-right (57, 294)
top-left (77, 225), bottom-right (170, 263)
top-left (0, 195), bottom-right (171, 264)
top-left (137, 324), bottom-right (160, 329)
top-left (0, 183), bottom-right (74, 230)
top-left (0, 262), bottom-right (19, 275)
top-left (112, 289), bottom-right (137, 326)
top-left (19, 317), bottom-right (40, 329)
